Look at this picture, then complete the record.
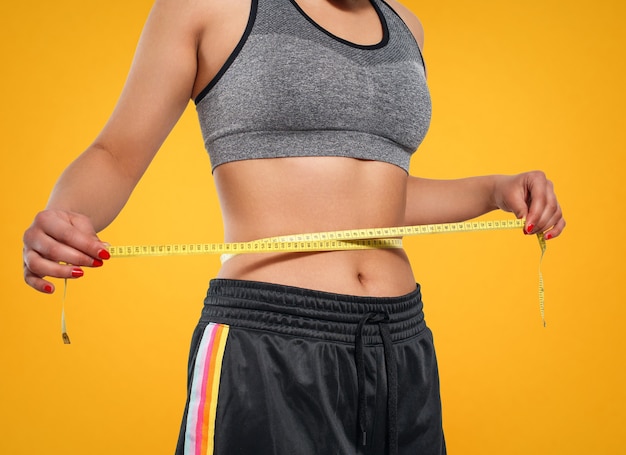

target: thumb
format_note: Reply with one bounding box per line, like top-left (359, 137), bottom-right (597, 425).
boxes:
top-left (500, 190), bottom-right (531, 233)
top-left (511, 200), bottom-right (535, 234)
top-left (68, 212), bottom-right (110, 255)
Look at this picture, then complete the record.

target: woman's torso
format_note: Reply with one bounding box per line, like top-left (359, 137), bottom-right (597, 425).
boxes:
top-left (190, 0), bottom-right (428, 297)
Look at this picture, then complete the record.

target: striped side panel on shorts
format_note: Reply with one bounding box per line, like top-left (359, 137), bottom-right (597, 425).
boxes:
top-left (183, 323), bottom-right (230, 455)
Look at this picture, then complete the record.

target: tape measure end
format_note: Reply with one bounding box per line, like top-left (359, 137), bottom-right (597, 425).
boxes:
top-left (62, 333), bottom-right (71, 345)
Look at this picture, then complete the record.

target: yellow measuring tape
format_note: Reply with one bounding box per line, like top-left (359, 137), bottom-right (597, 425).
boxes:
top-left (61, 218), bottom-right (547, 343)
top-left (107, 218), bottom-right (525, 258)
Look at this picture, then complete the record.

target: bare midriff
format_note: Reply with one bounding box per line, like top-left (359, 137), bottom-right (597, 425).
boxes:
top-left (214, 156), bottom-right (417, 297)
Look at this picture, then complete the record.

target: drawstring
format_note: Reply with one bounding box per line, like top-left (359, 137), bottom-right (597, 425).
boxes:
top-left (355, 312), bottom-right (398, 455)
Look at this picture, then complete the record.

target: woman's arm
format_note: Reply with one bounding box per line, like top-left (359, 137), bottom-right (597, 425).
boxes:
top-left (391, 3), bottom-right (565, 238)
top-left (23, 0), bottom-right (205, 293)
top-left (404, 172), bottom-right (566, 239)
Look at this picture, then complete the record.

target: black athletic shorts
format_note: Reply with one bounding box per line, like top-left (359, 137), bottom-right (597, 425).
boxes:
top-left (175, 279), bottom-right (446, 455)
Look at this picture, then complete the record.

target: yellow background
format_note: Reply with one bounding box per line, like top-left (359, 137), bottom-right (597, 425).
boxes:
top-left (1, 0), bottom-right (624, 453)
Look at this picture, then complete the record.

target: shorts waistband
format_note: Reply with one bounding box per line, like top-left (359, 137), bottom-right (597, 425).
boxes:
top-left (200, 279), bottom-right (427, 344)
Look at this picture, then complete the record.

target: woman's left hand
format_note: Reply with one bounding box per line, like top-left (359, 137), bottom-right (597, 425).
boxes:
top-left (492, 171), bottom-right (565, 239)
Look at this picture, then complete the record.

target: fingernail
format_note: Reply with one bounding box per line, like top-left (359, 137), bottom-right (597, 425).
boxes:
top-left (98, 249), bottom-right (111, 260)
top-left (44, 284), bottom-right (53, 293)
top-left (545, 233), bottom-right (553, 240)
top-left (72, 267), bottom-right (84, 278)
top-left (92, 259), bottom-right (104, 267)
top-left (525, 224), bottom-right (534, 234)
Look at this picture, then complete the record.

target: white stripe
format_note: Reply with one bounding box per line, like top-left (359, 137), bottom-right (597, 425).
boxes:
top-left (184, 323), bottom-right (216, 454)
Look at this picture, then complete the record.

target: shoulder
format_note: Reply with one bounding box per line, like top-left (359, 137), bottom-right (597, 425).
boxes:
top-left (147, 0), bottom-right (233, 35)
top-left (145, 0), bottom-right (208, 38)
top-left (383, 0), bottom-right (425, 51)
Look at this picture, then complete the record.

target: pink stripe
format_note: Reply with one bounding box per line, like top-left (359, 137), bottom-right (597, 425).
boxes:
top-left (194, 325), bottom-right (218, 455)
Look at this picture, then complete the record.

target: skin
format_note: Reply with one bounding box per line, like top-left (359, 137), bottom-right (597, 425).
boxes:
top-left (22, 0), bottom-right (565, 297)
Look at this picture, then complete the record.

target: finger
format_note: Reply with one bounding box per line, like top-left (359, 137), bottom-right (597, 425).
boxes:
top-left (543, 217), bottom-right (566, 240)
top-left (45, 211), bottom-right (107, 258)
top-left (29, 211), bottom-right (109, 265)
top-left (23, 266), bottom-right (56, 294)
top-left (28, 230), bottom-right (105, 268)
top-left (523, 174), bottom-right (550, 234)
top-left (24, 228), bottom-right (101, 269)
top-left (534, 198), bottom-right (562, 234)
top-left (23, 260), bottom-right (84, 295)
top-left (526, 177), bottom-right (564, 236)
top-left (23, 248), bottom-right (87, 282)
top-left (69, 214), bottom-right (107, 255)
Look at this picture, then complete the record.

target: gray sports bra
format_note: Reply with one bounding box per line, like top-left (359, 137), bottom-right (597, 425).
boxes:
top-left (195, 0), bottom-right (431, 172)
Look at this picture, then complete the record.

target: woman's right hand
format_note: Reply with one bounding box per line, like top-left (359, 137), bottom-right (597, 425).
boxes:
top-left (23, 210), bottom-right (111, 293)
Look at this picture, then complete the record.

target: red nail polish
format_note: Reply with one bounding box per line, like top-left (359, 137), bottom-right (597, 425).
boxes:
top-left (92, 259), bottom-right (104, 267)
top-left (98, 249), bottom-right (111, 260)
top-left (72, 268), bottom-right (84, 278)
top-left (545, 233), bottom-right (553, 240)
top-left (44, 284), bottom-right (53, 293)
top-left (526, 224), bottom-right (534, 234)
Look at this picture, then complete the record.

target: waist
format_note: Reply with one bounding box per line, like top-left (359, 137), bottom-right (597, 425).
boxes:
top-left (200, 279), bottom-right (427, 344)
top-left (217, 247), bottom-right (417, 296)
top-left (213, 156), bottom-right (413, 295)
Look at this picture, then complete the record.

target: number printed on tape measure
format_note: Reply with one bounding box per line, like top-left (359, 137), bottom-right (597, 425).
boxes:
top-left (108, 219), bottom-right (525, 258)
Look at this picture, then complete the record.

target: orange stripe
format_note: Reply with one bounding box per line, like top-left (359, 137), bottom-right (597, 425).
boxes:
top-left (200, 324), bottom-right (228, 455)
top-left (207, 326), bottom-right (229, 454)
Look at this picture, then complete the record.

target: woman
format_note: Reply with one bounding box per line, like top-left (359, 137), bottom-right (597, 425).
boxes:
top-left (22, 0), bottom-right (565, 454)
